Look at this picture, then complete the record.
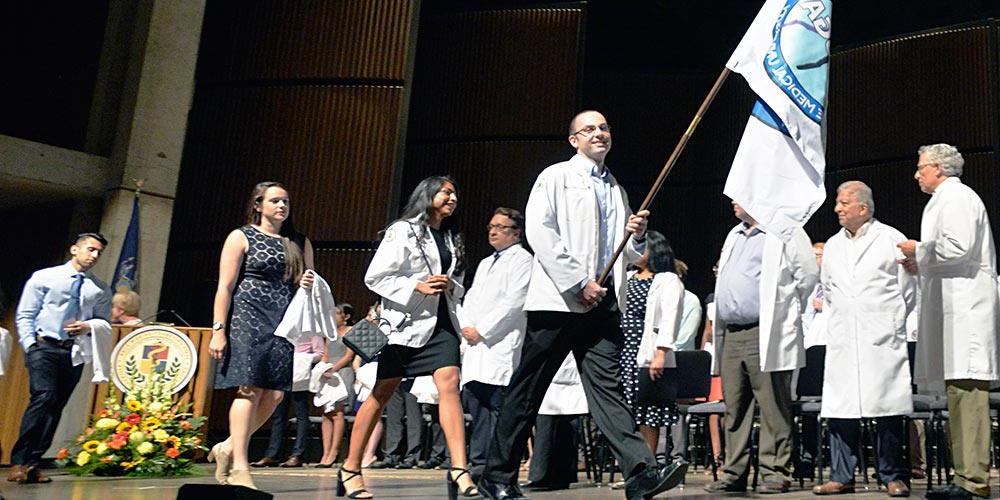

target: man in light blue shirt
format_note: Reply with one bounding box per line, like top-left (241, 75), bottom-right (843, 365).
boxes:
top-left (8, 233), bottom-right (111, 485)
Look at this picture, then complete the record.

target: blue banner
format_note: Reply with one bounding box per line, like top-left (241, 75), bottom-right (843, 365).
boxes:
top-left (112, 197), bottom-right (140, 292)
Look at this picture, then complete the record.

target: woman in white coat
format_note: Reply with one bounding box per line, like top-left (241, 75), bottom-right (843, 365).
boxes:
top-left (623, 231), bottom-right (684, 453)
top-left (339, 176), bottom-right (477, 499)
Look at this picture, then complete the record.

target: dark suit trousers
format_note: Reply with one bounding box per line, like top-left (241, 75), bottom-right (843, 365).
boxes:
top-left (383, 379), bottom-right (422, 461)
top-left (12, 342), bottom-right (84, 466)
top-left (528, 414), bottom-right (580, 485)
top-left (484, 306), bottom-right (653, 485)
top-left (463, 381), bottom-right (503, 478)
top-left (828, 416), bottom-right (908, 485)
top-left (264, 390), bottom-right (312, 458)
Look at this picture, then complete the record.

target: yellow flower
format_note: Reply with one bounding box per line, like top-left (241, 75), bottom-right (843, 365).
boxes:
top-left (126, 400), bottom-right (143, 412)
top-left (167, 436), bottom-right (181, 447)
top-left (129, 431), bottom-right (147, 445)
top-left (116, 422), bottom-right (132, 433)
top-left (147, 402), bottom-right (163, 413)
top-left (141, 417), bottom-right (161, 431)
top-left (82, 440), bottom-right (101, 453)
top-left (95, 418), bottom-right (120, 430)
top-left (121, 461), bottom-right (133, 470)
top-left (152, 429), bottom-right (170, 443)
top-left (136, 441), bottom-right (155, 455)
top-left (95, 443), bottom-right (109, 455)
top-left (76, 451), bottom-right (91, 466)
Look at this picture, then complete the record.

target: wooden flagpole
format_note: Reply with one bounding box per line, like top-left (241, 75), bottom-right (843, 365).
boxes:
top-left (597, 67), bottom-right (732, 286)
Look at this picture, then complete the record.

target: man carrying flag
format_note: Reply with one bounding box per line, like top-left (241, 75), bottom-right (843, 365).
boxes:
top-left (707, 0), bottom-right (829, 493)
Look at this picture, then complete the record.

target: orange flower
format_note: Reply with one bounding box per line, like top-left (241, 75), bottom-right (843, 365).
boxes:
top-left (100, 456), bottom-right (115, 464)
top-left (165, 448), bottom-right (179, 459)
top-left (56, 448), bottom-right (69, 460)
top-left (179, 420), bottom-right (192, 431)
top-left (108, 438), bottom-right (127, 450)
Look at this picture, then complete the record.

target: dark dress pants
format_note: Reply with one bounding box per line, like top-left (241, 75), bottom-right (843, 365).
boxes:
top-left (264, 390), bottom-right (312, 458)
top-left (828, 416), bottom-right (908, 485)
top-left (383, 379), bottom-right (422, 462)
top-left (484, 302), bottom-right (653, 485)
top-left (11, 342), bottom-right (84, 466)
top-left (464, 381), bottom-right (503, 479)
top-left (527, 414), bottom-right (580, 486)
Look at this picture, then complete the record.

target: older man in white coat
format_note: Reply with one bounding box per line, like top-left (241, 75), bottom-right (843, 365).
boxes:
top-left (458, 207), bottom-right (533, 481)
top-left (812, 181), bottom-right (916, 497)
top-left (479, 110), bottom-right (686, 500)
top-left (898, 144), bottom-right (1000, 500)
top-left (705, 202), bottom-right (818, 494)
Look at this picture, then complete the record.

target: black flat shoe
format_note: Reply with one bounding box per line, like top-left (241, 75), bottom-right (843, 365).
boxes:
top-left (315, 462), bottom-right (335, 468)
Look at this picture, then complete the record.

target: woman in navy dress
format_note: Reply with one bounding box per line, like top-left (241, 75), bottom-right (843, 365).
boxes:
top-left (207, 181), bottom-right (315, 489)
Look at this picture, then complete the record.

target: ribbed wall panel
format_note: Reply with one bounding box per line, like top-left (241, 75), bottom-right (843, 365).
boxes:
top-left (827, 26), bottom-right (995, 167)
top-left (197, 0), bottom-right (415, 81)
top-left (173, 85), bottom-right (403, 244)
top-left (408, 8), bottom-right (584, 140)
top-left (313, 248), bottom-right (379, 314)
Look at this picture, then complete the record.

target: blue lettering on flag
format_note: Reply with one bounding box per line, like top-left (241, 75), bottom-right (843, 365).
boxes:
top-left (762, 0), bottom-right (831, 125)
top-left (751, 99), bottom-right (790, 137)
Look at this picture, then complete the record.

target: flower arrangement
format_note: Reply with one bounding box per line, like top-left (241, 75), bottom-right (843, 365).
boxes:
top-left (56, 370), bottom-right (207, 477)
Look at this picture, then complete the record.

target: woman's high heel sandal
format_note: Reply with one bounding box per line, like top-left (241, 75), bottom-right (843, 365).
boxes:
top-left (446, 467), bottom-right (478, 499)
top-left (206, 442), bottom-right (232, 484)
top-left (336, 467), bottom-right (373, 499)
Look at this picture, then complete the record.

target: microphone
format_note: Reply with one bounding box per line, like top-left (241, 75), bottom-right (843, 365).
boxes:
top-left (134, 310), bottom-right (193, 327)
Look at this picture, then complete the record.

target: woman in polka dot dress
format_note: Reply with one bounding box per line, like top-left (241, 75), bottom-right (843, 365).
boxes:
top-left (620, 230), bottom-right (682, 454)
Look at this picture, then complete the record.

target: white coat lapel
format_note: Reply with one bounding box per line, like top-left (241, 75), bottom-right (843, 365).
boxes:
top-left (851, 221), bottom-right (880, 267)
top-left (423, 228), bottom-right (442, 275)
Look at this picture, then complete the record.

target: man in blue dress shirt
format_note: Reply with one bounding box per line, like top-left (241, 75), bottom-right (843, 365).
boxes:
top-left (8, 233), bottom-right (111, 485)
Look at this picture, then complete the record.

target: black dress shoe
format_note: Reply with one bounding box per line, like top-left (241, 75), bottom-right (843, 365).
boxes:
top-left (757, 479), bottom-right (791, 494)
top-left (478, 477), bottom-right (529, 500)
top-left (625, 461), bottom-right (688, 500)
top-left (926, 484), bottom-right (986, 499)
top-left (523, 481), bottom-right (569, 491)
top-left (704, 478), bottom-right (748, 493)
top-left (368, 457), bottom-right (398, 469)
top-left (396, 458), bottom-right (417, 469)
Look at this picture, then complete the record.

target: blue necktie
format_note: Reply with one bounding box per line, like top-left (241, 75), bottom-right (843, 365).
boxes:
top-left (61, 274), bottom-right (84, 339)
top-left (489, 252), bottom-right (501, 271)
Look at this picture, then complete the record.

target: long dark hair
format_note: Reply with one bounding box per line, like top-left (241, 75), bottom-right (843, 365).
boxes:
top-left (396, 175), bottom-right (465, 274)
top-left (245, 181), bottom-right (305, 283)
top-left (645, 230), bottom-right (676, 275)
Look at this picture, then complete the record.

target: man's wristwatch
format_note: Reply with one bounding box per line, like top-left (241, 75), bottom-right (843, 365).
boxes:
top-left (212, 321), bottom-right (225, 331)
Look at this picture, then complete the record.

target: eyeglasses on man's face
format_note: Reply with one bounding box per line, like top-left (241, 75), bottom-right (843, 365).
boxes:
top-left (487, 224), bottom-right (516, 231)
top-left (572, 123), bottom-right (611, 137)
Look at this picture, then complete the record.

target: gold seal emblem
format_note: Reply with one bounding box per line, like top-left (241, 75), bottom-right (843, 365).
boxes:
top-left (110, 325), bottom-right (198, 395)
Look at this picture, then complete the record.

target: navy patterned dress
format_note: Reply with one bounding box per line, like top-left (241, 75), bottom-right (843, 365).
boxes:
top-left (620, 275), bottom-right (679, 427)
top-left (215, 225), bottom-right (295, 391)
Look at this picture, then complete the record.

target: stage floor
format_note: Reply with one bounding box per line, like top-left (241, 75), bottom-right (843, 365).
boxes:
top-left (1, 464), bottom-right (993, 499)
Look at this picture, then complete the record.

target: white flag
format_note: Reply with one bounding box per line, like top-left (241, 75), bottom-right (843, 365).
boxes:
top-left (725, 0), bottom-right (831, 241)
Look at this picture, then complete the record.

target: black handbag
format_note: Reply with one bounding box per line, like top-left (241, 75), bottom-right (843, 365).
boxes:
top-left (342, 318), bottom-right (391, 363)
top-left (343, 222), bottom-right (437, 363)
top-left (637, 367), bottom-right (679, 407)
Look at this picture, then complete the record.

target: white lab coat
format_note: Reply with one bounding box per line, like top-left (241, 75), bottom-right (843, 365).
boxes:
top-left (73, 319), bottom-right (112, 382)
top-left (634, 272), bottom-right (684, 368)
top-left (458, 244), bottom-right (533, 387)
top-left (0, 326), bottom-right (10, 377)
top-left (712, 225), bottom-right (818, 374)
top-left (539, 354), bottom-right (589, 415)
top-left (524, 154), bottom-right (644, 313)
top-left (914, 177), bottom-right (1000, 390)
top-left (801, 284), bottom-right (827, 348)
top-left (820, 220), bottom-right (917, 418)
top-left (365, 218), bottom-right (465, 348)
top-left (310, 362), bottom-right (349, 413)
top-left (275, 272), bottom-right (337, 344)
top-left (409, 375), bottom-right (439, 404)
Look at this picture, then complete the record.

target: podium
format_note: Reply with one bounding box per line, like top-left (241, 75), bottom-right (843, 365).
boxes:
top-left (0, 325), bottom-right (216, 464)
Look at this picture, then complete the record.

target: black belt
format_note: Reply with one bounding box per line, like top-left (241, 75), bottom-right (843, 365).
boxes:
top-left (37, 336), bottom-right (75, 349)
top-left (726, 321), bottom-right (759, 333)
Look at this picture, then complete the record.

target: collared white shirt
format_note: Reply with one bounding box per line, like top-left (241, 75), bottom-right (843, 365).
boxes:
top-left (458, 243), bottom-right (533, 386)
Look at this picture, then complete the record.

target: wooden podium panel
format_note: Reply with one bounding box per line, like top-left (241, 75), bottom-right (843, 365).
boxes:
top-left (0, 325), bottom-right (216, 464)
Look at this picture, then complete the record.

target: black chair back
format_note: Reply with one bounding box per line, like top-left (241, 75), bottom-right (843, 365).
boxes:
top-left (673, 350), bottom-right (712, 400)
top-left (795, 345), bottom-right (825, 398)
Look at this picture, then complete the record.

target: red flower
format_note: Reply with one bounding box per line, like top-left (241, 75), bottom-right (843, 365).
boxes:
top-left (179, 421), bottom-right (192, 430)
top-left (108, 438), bottom-right (127, 450)
top-left (125, 414), bottom-right (141, 425)
top-left (56, 448), bottom-right (69, 460)
top-left (165, 448), bottom-right (179, 459)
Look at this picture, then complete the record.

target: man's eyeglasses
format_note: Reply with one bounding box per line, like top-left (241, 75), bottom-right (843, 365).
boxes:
top-left (915, 162), bottom-right (937, 171)
top-left (572, 124), bottom-right (611, 137)
top-left (487, 224), bottom-right (516, 231)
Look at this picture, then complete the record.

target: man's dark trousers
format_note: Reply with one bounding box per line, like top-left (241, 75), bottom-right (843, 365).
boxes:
top-left (12, 342), bottom-right (84, 466)
top-left (463, 381), bottom-right (503, 479)
top-left (484, 292), bottom-right (653, 485)
top-left (383, 378), bottom-right (422, 463)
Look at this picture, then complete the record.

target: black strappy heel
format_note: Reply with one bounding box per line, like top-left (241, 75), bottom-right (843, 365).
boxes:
top-left (336, 467), bottom-right (373, 499)
top-left (446, 467), bottom-right (479, 499)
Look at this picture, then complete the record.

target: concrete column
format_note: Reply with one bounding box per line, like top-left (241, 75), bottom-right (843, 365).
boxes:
top-left (90, 0), bottom-right (206, 320)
